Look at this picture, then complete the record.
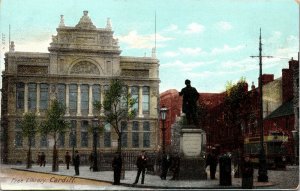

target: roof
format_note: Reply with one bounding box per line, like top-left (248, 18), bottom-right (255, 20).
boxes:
top-left (265, 99), bottom-right (294, 119)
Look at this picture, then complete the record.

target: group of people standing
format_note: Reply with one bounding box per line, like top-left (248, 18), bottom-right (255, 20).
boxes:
top-left (37, 152), bottom-right (46, 167)
top-left (205, 149), bottom-right (254, 189)
top-left (160, 153), bottom-right (181, 181)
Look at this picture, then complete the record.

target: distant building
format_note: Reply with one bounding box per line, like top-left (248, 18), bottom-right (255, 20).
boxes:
top-left (1, 11), bottom-right (160, 164)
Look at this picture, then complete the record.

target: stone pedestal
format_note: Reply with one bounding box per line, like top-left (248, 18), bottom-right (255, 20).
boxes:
top-left (179, 127), bottom-right (207, 180)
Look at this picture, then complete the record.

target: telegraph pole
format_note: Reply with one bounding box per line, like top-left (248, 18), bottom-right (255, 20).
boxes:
top-left (250, 28), bottom-right (272, 182)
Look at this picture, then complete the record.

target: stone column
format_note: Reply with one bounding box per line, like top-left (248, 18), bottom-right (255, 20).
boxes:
top-left (77, 84), bottom-right (81, 116)
top-left (36, 83), bottom-right (40, 115)
top-left (100, 85), bottom-right (104, 116)
top-left (24, 83), bottom-right (28, 113)
top-left (138, 86), bottom-right (143, 118)
top-left (65, 84), bottom-right (70, 116)
top-left (88, 84), bottom-right (93, 116)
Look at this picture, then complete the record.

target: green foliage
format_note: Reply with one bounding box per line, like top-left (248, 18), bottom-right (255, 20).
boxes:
top-left (20, 112), bottom-right (38, 143)
top-left (224, 77), bottom-right (249, 129)
top-left (94, 79), bottom-right (137, 135)
top-left (39, 99), bottom-right (69, 138)
top-left (93, 79), bottom-right (137, 152)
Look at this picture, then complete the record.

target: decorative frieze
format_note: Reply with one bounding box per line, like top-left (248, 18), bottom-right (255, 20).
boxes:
top-left (17, 65), bottom-right (48, 75)
top-left (121, 69), bottom-right (149, 78)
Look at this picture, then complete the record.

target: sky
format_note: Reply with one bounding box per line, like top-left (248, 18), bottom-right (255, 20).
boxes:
top-left (0, 0), bottom-right (298, 93)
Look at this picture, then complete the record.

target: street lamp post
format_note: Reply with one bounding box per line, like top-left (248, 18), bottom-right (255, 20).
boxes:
top-left (257, 29), bottom-right (268, 182)
top-left (160, 106), bottom-right (168, 154)
top-left (93, 117), bottom-right (99, 172)
top-left (251, 29), bottom-right (269, 182)
top-left (71, 125), bottom-right (76, 161)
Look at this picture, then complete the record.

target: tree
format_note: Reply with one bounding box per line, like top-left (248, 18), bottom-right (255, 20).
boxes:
top-left (94, 79), bottom-right (137, 153)
top-left (39, 99), bottom-right (69, 172)
top-left (20, 112), bottom-right (38, 169)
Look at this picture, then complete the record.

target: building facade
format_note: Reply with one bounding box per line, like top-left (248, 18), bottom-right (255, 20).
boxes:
top-left (1, 11), bottom-right (160, 164)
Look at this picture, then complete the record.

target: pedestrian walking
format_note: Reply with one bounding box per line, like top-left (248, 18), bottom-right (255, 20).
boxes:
top-left (133, 150), bottom-right (148, 185)
top-left (40, 152), bottom-right (46, 167)
top-left (170, 154), bottom-right (180, 180)
top-left (242, 155), bottom-right (254, 189)
top-left (37, 152), bottom-right (41, 166)
top-left (73, 150), bottom-right (80, 176)
top-left (206, 150), bottom-right (218, 180)
top-left (65, 151), bottom-right (71, 170)
top-left (89, 152), bottom-right (94, 171)
top-left (160, 154), bottom-right (171, 180)
top-left (112, 152), bottom-right (122, 185)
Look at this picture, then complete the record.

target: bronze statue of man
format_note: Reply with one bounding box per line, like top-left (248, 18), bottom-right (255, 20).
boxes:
top-left (179, 79), bottom-right (199, 126)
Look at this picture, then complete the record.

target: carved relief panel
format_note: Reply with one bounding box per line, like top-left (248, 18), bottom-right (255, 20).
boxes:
top-left (70, 61), bottom-right (100, 75)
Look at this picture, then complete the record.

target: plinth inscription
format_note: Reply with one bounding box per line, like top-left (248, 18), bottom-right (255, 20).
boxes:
top-left (182, 134), bottom-right (201, 157)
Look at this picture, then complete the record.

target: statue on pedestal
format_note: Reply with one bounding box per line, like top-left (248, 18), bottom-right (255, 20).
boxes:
top-left (179, 79), bottom-right (199, 126)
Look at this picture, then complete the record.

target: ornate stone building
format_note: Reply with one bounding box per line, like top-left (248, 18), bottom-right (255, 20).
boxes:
top-left (1, 11), bottom-right (160, 163)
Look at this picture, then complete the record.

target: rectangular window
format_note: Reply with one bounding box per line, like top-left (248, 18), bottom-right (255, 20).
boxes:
top-left (69, 120), bottom-right (77, 148)
top-left (120, 86), bottom-right (128, 109)
top-left (58, 132), bottom-right (65, 148)
top-left (40, 134), bottom-right (48, 148)
top-left (104, 123), bottom-right (111, 147)
top-left (81, 120), bottom-right (89, 147)
top-left (132, 121), bottom-right (139, 148)
top-left (92, 120), bottom-right (100, 147)
top-left (143, 121), bottom-right (150, 148)
top-left (81, 84), bottom-right (89, 115)
top-left (131, 86), bottom-right (139, 112)
top-left (16, 83), bottom-right (25, 109)
top-left (40, 83), bottom-right (49, 110)
top-left (28, 83), bottom-right (37, 110)
top-left (142, 87), bottom-right (150, 114)
top-left (15, 120), bottom-right (23, 147)
top-left (92, 84), bottom-right (100, 114)
top-left (15, 131), bottom-right (23, 147)
top-left (57, 84), bottom-right (66, 105)
top-left (121, 121), bottom-right (127, 148)
top-left (69, 84), bottom-right (77, 114)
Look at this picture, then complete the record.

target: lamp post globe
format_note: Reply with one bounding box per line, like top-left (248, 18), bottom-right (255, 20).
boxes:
top-left (160, 106), bottom-right (168, 154)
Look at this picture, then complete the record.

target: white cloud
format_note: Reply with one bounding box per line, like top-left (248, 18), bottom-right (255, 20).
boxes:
top-left (162, 47), bottom-right (204, 58)
top-left (178, 47), bottom-right (203, 56)
top-left (161, 60), bottom-right (211, 71)
top-left (210, 44), bottom-right (245, 55)
top-left (118, 30), bottom-right (172, 49)
top-left (162, 51), bottom-right (179, 57)
top-left (163, 24), bottom-right (179, 32)
top-left (184, 23), bottom-right (205, 34)
top-left (216, 21), bottom-right (233, 31)
top-left (266, 31), bottom-right (282, 44)
top-left (221, 58), bottom-right (257, 72)
top-left (15, 38), bottom-right (51, 53)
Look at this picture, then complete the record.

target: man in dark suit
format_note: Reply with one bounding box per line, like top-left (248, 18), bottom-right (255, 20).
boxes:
top-left (133, 150), bottom-right (148, 184)
top-left (112, 152), bottom-right (122, 185)
top-left (65, 151), bottom-right (71, 170)
top-left (73, 150), bottom-right (80, 176)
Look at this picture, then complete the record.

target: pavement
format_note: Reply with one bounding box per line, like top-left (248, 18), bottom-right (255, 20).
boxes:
top-left (7, 164), bottom-right (276, 190)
